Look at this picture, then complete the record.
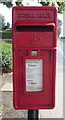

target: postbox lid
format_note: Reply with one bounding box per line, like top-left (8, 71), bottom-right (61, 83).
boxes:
top-left (12, 6), bottom-right (58, 49)
top-left (12, 6), bottom-right (58, 25)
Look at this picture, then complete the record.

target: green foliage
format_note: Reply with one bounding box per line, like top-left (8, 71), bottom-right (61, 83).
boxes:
top-left (1, 42), bottom-right (12, 73)
top-left (40, 2), bottom-right (50, 6)
top-left (0, 1), bottom-right (65, 14)
top-left (38, 2), bottom-right (65, 14)
top-left (0, 30), bottom-right (12, 39)
top-left (4, 22), bottom-right (10, 30)
top-left (57, 2), bottom-right (65, 14)
top-left (1, 2), bottom-right (13, 8)
top-left (15, 2), bottom-right (23, 6)
top-left (3, 26), bottom-right (9, 30)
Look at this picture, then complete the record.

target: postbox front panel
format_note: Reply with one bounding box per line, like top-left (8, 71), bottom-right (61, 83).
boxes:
top-left (12, 6), bottom-right (57, 109)
top-left (14, 31), bottom-right (54, 48)
top-left (13, 49), bottom-right (56, 109)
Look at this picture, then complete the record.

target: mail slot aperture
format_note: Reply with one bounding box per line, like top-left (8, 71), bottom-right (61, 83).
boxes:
top-left (16, 25), bottom-right (54, 31)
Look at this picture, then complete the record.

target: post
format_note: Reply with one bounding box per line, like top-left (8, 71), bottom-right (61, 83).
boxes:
top-left (28, 110), bottom-right (38, 120)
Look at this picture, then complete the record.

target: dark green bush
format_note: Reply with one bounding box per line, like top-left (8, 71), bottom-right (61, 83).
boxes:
top-left (3, 25), bottom-right (9, 30)
top-left (0, 30), bottom-right (12, 39)
top-left (1, 42), bottom-right (12, 73)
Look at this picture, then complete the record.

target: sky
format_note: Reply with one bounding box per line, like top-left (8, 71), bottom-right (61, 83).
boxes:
top-left (0, 4), bottom-right (12, 26)
top-left (0, 0), bottom-right (41, 26)
top-left (0, 1), bottom-right (63, 37)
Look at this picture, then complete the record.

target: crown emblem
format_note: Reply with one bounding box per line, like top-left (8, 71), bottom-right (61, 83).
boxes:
top-left (29, 34), bottom-right (40, 44)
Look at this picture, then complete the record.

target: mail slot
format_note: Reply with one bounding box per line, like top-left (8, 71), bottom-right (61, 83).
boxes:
top-left (12, 6), bottom-right (58, 109)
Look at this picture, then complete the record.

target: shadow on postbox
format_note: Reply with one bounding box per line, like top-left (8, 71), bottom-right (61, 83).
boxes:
top-left (12, 6), bottom-right (58, 110)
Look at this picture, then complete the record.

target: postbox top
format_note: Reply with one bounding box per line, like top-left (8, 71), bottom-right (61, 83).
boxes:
top-left (12, 6), bottom-right (58, 49)
top-left (12, 6), bottom-right (58, 26)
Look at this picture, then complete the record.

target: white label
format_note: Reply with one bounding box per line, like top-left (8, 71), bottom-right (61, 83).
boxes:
top-left (26, 59), bottom-right (43, 92)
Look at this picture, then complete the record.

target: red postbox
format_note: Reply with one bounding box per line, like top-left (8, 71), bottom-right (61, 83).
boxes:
top-left (12, 6), bottom-right (58, 109)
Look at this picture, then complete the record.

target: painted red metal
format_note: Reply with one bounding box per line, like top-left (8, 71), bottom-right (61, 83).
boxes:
top-left (12, 6), bottom-right (58, 109)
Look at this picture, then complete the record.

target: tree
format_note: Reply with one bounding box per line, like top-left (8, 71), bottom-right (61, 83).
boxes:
top-left (7, 22), bottom-right (10, 28)
top-left (0, 14), bottom-right (5, 30)
top-left (58, 19), bottom-right (62, 38)
top-left (40, 1), bottom-right (65, 14)
top-left (1, 2), bottom-right (13, 8)
top-left (0, 1), bottom-right (65, 14)
top-left (4, 22), bottom-right (10, 30)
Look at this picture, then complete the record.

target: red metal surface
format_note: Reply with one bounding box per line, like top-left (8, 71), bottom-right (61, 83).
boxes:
top-left (12, 6), bottom-right (58, 109)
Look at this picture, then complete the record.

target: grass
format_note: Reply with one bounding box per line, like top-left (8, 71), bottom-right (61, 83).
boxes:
top-left (0, 30), bottom-right (12, 39)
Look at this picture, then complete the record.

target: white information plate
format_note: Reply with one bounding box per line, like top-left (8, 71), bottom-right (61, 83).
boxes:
top-left (26, 59), bottom-right (43, 92)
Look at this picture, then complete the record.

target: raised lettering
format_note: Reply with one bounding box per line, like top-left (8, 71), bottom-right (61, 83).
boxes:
top-left (17, 12), bottom-right (51, 19)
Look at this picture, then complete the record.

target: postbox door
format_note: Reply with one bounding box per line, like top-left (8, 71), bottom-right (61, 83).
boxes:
top-left (13, 49), bottom-right (56, 109)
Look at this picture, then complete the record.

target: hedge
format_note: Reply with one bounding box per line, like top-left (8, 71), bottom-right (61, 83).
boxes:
top-left (0, 30), bottom-right (12, 39)
top-left (1, 42), bottom-right (12, 73)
